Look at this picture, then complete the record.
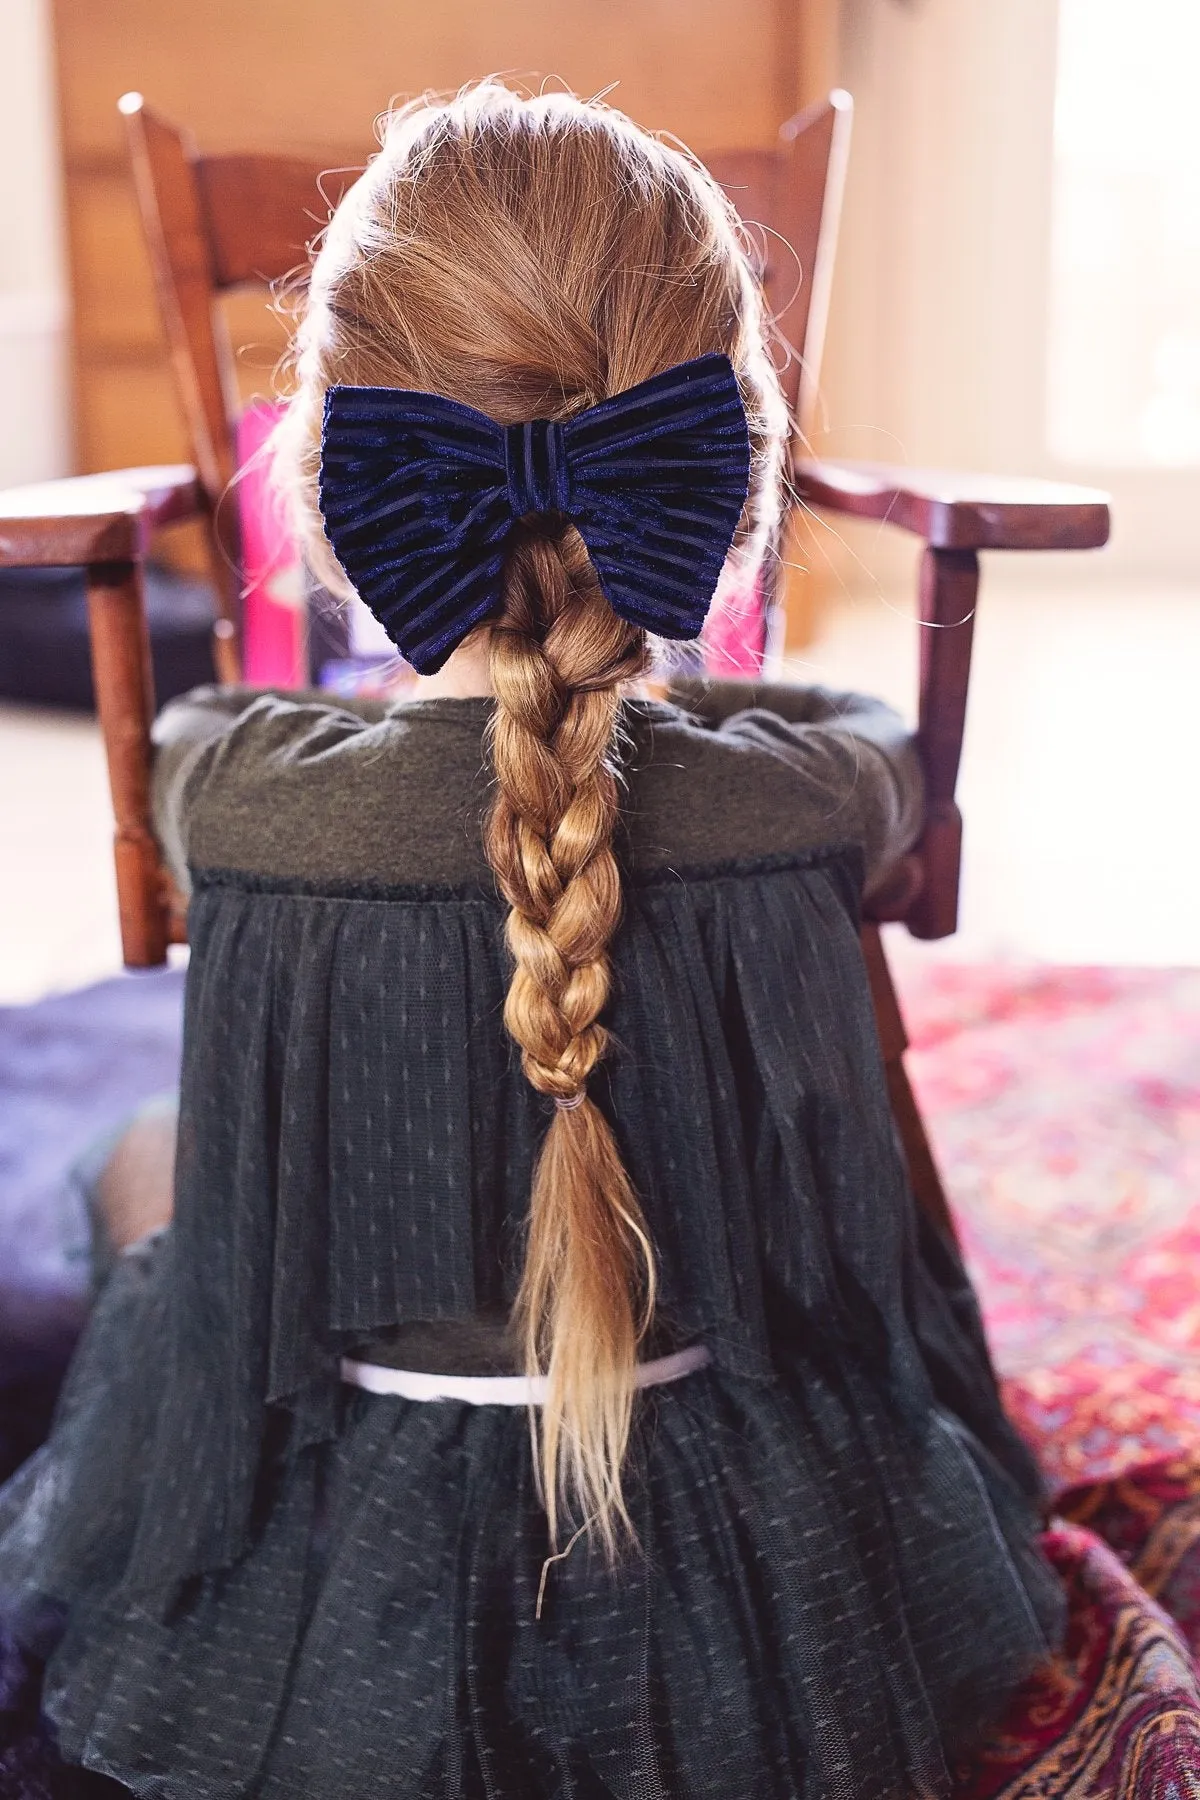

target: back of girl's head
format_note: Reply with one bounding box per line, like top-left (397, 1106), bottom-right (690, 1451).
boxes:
top-left (279, 81), bottom-right (788, 1555)
top-left (282, 83), bottom-right (785, 569)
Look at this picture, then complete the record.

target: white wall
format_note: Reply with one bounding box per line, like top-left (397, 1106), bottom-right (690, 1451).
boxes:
top-left (813, 0), bottom-right (1070, 591)
top-left (0, 0), bottom-right (71, 488)
top-left (826, 0), bottom-right (1060, 474)
top-left (814, 0), bottom-right (1199, 585)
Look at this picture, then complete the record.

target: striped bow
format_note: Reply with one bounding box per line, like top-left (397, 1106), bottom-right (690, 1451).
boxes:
top-left (318, 353), bottom-right (752, 674)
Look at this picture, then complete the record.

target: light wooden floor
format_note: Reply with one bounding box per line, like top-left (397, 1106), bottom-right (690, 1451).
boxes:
top-left (798, 562), bottom-right (1200, 977)
top-left (1, 570), bottom-right (1197, 1004)
top-left (1, 702), bottom-right (126, 1004)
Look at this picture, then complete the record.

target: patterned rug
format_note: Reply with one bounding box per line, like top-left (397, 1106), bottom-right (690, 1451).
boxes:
top-left (895, 959), bottom-right (1200, 1795)
top-left (900, 962), bottom-right (1200, 1491)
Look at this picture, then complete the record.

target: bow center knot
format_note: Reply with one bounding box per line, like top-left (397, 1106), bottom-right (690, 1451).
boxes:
top-left (505, 419), bottom-right (570, 519)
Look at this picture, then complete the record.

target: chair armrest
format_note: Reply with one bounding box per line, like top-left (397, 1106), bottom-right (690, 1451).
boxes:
top-left (792, 458), bottom-right (1110, 552)
top-left (0, 467), bottom-right (202, 968)
top-left (0, 465), bottom-right (202, 568)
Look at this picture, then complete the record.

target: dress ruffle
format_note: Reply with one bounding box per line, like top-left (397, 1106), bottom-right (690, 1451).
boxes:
top-left (0, 850), bottom-right (1063, 1797)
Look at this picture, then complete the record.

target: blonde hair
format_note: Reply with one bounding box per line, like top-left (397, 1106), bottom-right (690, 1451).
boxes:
top-left (276, 82), bottom-right (788, 1554)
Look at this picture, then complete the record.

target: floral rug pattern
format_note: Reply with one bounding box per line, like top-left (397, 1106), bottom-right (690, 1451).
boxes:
top-left (901, 962), bottom-right (1200, 1490)
top-left (896, 960), bottom-right (1200, 1794)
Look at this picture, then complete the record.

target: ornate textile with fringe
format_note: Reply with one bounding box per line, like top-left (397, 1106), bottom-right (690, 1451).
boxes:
top-left (955, 1464), bottom-right (1200, 1796)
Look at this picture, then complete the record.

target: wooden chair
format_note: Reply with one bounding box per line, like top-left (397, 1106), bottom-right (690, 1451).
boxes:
top-left (0, 90), bottom-right (1110, 1242)
top-left (116, 89), bottom-right (857, 687)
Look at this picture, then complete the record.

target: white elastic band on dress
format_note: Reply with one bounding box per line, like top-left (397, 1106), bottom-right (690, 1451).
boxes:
top-left (340, 1343), bottom-right (711, 1407)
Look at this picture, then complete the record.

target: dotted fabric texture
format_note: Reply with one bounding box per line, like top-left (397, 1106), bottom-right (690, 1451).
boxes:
top-left (0, 851), bottom-right (1062, 1799)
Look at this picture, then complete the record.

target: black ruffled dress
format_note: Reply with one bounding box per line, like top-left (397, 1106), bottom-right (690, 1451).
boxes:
top-left (0, 687), bottom-right (1062, 1800)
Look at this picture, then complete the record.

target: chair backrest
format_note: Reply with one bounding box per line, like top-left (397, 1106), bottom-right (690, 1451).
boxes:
top-left (120, 89), bottom-right (853, 682)
top-left (704, 91), bottom-right (852, 433)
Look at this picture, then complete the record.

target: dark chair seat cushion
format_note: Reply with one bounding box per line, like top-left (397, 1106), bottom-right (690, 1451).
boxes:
top-left (0, 566), bottom-right (215, 712)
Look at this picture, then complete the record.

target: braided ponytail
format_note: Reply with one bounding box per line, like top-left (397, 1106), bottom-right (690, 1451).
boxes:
top-left (277, 82), bottom-right (789, 1556)
top-left (486, 526), bottom-right (652, 1551)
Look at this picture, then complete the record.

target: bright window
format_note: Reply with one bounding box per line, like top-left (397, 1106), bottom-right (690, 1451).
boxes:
top-left (1048, 0), bottom-right (1200, 466)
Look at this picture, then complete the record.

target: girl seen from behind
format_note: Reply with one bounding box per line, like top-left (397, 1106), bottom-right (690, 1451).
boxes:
top-left (0, 82), bottom-right (1061, 1799)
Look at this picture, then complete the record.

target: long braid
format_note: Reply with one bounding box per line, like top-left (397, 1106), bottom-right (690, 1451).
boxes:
top-left (486, 524), bottom-right (653, 1553)
top-left (277, 81), bottom-right (790, 1555)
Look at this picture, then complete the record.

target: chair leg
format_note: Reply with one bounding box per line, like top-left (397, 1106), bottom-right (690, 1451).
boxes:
top-left (85, 558), bottom-right (171, 967)
top-left (859, 922), bottom-right (959, 1245)
top-left (908, 546), bottom-right (978, 942)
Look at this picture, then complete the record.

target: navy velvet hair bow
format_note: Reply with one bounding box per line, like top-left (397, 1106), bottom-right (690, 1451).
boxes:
top-left (318, 352), bottom-right (752, 673)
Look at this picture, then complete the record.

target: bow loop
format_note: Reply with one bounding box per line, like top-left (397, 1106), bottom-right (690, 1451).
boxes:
top-left (320, 353), bottom-right (751, 673)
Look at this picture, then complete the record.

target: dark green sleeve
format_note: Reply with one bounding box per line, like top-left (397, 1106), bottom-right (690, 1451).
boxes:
top-left (151, 684), bottom-right (389, 894)
top-left (666, 675), bottom-right (924, 889)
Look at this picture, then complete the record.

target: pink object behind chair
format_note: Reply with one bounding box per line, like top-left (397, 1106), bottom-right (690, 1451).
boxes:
top-left (701, 567), bottom-right (770, 675)
top-left (236, 401), bottom-right (308, 687)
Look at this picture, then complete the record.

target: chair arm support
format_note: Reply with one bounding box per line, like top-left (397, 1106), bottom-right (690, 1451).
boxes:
top-left (0, 465), bottom-right (202, 568)
top-left (0, 467), bottom-right (201, 968)
top-left (792, 458), bottom-right (1110, 552)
